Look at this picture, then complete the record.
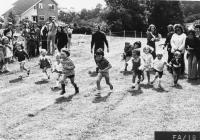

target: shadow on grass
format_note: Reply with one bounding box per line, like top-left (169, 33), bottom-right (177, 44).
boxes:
top-left (88, 71), bottom-right (98, 77)
top-left (35, 80), bottom-right (49, 85)
top-left (92, 92), bottom-right (112, 103)
top-left (9, 77), bottom-right (23, 83)
top-left (55, 94), bottom-right (77, 104)
top-left (120, 71), bottom-right (133, 76)
top-left (152, 86), bottom-right (169, 93)
top-left (140, 84), bottom-right (153, 89)
top-left (188, 79), bottom-right (200, 85)
top-left (127, 88), bottom-right (143, 96)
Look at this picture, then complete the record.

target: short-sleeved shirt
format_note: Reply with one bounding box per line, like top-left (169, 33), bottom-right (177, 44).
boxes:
top-left (153, 58), bottom-right (166, 72)
top-left (96, 57), bottom-right (110, 70)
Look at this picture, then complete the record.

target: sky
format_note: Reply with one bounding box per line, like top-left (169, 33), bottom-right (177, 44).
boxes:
top-left (0, 0), bottom-right (106, 16)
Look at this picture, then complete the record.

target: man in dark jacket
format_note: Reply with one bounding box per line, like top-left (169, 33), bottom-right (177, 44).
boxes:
top-left (91, 25), bottom-right (109, 73)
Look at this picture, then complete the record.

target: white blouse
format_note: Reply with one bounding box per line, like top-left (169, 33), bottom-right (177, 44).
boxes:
top-left (170, 33), bottom-right (186, 53)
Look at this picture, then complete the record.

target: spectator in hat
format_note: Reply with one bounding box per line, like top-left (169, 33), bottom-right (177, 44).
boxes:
top-left (4, 22), bottom-right (13, 41)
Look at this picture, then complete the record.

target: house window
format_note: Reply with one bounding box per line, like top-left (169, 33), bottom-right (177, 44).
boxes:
top-left (39, 15), bottom-right (45, 21)
top-left (39, 3), bottom-right (43, 9)
top-left (48, 4), bottom-right (55, 10)
top-left (32, 16), bottom-right (38, 22)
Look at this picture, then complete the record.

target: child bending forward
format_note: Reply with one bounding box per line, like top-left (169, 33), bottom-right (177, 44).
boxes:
top-left (95, 48), bottom-right (113, 95)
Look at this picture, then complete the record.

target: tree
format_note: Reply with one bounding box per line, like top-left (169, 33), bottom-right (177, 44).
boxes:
top-left (7, 11), bottom-right (17, 25)
top-left (149, 0), bottom-right (184, 36)
top-left (104, 0), bottom-right (147, 32)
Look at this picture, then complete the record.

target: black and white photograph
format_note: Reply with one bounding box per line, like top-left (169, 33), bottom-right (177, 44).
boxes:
top-left (0, 0), bottom-right (200, 139)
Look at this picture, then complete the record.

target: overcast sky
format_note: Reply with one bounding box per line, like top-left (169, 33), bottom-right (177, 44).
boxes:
top-left (0, 0), bottom-right (106, 16)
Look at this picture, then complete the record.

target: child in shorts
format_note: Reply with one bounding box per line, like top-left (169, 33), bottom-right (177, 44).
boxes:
top-left (132, 50), bottom-right (143, 88)
top-left (169, 51), bottom-right (182, 87)
top-left (14, 42), bottom-right (30, 78)
top-left (95, 48), bottom-right (113, 95)
top-left (151, 53), bottom-right (167, 87)
top-left (39, 49), bottom-right (51, 79)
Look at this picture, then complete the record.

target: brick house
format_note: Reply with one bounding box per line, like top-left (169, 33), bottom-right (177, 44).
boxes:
top-left (3, 0), bottom-right (58, 23)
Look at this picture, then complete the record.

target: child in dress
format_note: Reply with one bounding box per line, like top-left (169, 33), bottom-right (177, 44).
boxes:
top-left (39, 49), bottom-right (51, 79)
top-left (140, 46), bottom-right (154, 84)
top-left (51, 53), bottom-right (63, 89)
top-left (60, 49), bottom-right (79, 95)
top-left (0, 41), bottom-right (6, 72)
top-left (132, 50), bottom-right (143, 88)
top-left (14, 42), bottom-right (30, 78)
top-left (122, 42), bottom-right (133, 71)
top-left (169, 51), bottom-right (182, 87)
top-left (151, 53), bottom-right (167, 87)
top-left (95, 48), bottom-right (113, 95)
top-left (2, 36), bottom-right (13, 72)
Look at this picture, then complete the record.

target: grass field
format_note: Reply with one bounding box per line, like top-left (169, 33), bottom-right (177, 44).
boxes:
top-left (1, 35), bottom-right (200, 140)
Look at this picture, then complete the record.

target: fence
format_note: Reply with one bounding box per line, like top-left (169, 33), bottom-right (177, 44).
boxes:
top-left (107, 30), bottom-right (147, 38)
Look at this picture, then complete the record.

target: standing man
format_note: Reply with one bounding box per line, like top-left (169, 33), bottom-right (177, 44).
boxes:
top-left (47, 17), bottom-right (57, 55)
top-left (91, 25), bottom-right (109, 73)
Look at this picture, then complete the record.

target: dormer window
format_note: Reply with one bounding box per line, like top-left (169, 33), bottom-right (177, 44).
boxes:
top-left (39, 3), bottom-right (43, 9)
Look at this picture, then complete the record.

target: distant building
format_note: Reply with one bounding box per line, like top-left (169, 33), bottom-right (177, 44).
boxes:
top-left (2, 0), bottom-right (58, 23)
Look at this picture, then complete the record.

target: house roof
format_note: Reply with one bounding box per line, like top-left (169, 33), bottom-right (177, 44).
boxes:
top-left (2, 0), bottom-right (58, 16)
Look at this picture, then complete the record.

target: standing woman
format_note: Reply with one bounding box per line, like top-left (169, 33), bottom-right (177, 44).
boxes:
top-left (165, 24), bottom-right (174, 64)
top-left (55, 26), bottom-right (68, 52)
top-left (170, 24), bottom-right (187, 75)
top-left (185, 29), bottom-right (198, 80)
top-left (147, 24), bottom-right (161, 59)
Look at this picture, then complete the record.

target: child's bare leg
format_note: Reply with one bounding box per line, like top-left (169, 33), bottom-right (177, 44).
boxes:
top-left (132, 71), bottom-right (136, 88)
top-left (146, 71), bottom-right (151, 84)
top-left (96, 73), bottom-right (103, 90)
top-left (151, 72), bottom-right (159, 84)
top-left (43, 67), bottom-right (50, 79)
top-left (105, 73), bottom-right (113, 90)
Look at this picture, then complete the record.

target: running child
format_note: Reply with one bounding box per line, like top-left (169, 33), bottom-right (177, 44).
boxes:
top-left (60, 49), bottom-right (79, 95)
top-left (132, 50), bottom-right (143, 89)
top-left (140, 46), bottom-right (154, 84)
top-left (51, 53), bottom-right (63, 90)
top-left (95, 48), bottom-right (113, 95)
top-left (151, 53), bottom-right (167, 87)
top-left (168, 51), bottom-right (182, 87)
top-left (122, 42), bottom-right (133, 71)
top-left (14, 42), bottom-right (30, 78)
top-left (39, 49), bottom-right (51, 79)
